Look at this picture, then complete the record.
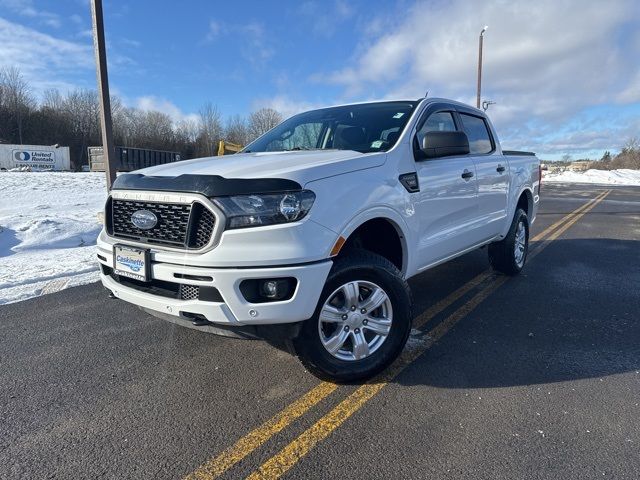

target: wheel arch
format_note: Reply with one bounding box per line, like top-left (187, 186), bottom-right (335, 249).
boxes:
top-left (334, 208), bottom-right (410, 276)
top-left (499, 186), bottom-right (535, 239)
top-left (516, 187), bottom-right (534, 218)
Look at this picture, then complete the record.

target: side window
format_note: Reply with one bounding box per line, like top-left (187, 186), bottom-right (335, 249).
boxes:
top-left (459, 113), bottom-right (493, 154)
top-left (416, 111), bottom-right (456, 149)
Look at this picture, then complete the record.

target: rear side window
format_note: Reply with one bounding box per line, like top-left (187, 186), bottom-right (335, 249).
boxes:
top-left (459, 113), bottom-right (493, 154)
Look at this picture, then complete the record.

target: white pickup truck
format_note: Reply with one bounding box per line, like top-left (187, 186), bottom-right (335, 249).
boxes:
top-left (97, 98), bottom-right (540, 382)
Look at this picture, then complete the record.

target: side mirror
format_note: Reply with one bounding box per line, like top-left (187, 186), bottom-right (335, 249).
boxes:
top-left (420, 131), bottom-right (470, 159)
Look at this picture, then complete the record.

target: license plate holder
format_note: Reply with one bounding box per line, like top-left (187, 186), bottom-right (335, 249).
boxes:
top-left (113, 245), bottom-right (149, 282)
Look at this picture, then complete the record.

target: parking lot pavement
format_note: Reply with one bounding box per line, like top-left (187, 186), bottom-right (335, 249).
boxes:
top-left (1, 183), bottom-right (639, 479)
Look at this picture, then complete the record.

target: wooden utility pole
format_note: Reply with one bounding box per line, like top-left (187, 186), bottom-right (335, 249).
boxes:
top-left (476, 25), bottom-right (488, 109)
top-left (90, 0), bottom-right (116, 190)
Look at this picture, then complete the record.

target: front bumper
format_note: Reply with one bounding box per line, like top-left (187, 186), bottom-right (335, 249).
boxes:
top-left (97, 243), bottom-right (332, 327)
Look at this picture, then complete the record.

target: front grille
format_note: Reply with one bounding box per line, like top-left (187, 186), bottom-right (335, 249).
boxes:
top-left (190, 204), bottom-right (216, 249)
top-left (107, 198), bottom-right (216, 249)
top-left (179, 284), bottom-right (199, 301)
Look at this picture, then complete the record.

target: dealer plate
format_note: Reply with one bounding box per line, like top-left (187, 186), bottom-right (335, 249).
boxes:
top-left (113, 245), bottom-right (149, 282)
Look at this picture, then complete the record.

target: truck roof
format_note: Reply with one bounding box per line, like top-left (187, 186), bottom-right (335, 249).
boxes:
top-left (301, 97), bottom-right (484, 115)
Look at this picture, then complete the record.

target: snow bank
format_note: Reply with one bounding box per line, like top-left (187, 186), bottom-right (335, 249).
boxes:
top-left (543, 169), bottom-right (640, 185)
top-left (0, 172), bottom-right (107, 304)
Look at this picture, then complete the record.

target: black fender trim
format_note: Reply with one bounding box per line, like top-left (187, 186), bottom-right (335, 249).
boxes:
top-left (112, 173), bottom-right (302, 197)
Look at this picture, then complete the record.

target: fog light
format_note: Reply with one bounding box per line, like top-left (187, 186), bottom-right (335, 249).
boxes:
top-left (261, 279), bottom-right (290, 300)
top-left (239, 277), bottom-right (297, 303)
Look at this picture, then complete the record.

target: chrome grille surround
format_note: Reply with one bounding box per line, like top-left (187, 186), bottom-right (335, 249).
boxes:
top-left (106, 190), bottom-right (225, 253)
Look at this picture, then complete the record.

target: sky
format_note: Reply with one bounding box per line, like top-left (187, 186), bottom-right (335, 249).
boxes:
top-left (0, 0), bottom-right (639, 160)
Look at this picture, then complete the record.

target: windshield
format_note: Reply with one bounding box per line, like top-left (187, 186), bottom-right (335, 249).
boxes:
top-left (244, 101), bottom-right (418, 154)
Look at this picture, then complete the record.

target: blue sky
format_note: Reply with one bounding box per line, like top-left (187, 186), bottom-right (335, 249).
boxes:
top-left (0, 0), bottom-right (639, 160)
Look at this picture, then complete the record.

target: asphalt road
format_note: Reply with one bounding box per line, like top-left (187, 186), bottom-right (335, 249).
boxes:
top-left (1, 183), bottom-right (639, 480)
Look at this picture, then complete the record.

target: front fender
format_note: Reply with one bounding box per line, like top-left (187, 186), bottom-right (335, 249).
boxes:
top-left (305, 168), bottom-right (415, 277)
top-left (337, 206), bottom-right (412, 275)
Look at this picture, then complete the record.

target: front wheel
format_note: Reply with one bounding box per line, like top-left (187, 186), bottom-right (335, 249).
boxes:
top-left (291, 250), bottom-right (412, 383)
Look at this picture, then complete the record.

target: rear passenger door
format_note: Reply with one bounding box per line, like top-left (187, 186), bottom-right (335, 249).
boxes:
top-left (412, 108), bottom-right (479, 269)
top-left (457, 110), bottom-right (509, 240)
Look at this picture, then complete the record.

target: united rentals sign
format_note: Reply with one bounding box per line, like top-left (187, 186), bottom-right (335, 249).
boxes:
top-left (13, 149), bottom-right (56, 169)
top-left (0, 145), bottom-right (70, 171)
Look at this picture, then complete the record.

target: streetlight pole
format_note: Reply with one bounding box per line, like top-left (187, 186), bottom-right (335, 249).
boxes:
top-left (476, 25), bottom-right (488, 109)
top-left (90, 0), bottom-right (116, 190)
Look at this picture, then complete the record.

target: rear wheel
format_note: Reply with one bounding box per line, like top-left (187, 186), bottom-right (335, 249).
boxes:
top-left (291, 250), bottom-right (412, 383)
top-left (488, 208), bottom-right (529, 275)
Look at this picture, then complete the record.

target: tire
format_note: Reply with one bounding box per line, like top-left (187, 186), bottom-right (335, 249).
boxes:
top-left (291, 249), bottom-right (412, 383)
top-left (488, 208), bottom-right (529, 275)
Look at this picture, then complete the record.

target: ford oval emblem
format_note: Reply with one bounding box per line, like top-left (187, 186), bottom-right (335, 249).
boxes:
top-left (131, 210), bottom-right (157, 230)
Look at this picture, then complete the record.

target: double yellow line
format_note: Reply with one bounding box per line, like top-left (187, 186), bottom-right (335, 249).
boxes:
top-left (186, 189), bottom-right (610, 480)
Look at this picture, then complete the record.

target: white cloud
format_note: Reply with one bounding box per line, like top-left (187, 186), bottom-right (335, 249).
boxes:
top-left (298, 0), bottom-right (354, 37)
top-left (240, 22), bottom-right (273, 66)
top-left (616, 71), bottom-right (640, 104)
top-left (311, 0), bottom-right (640, 156)
top-left (205, 20), bottom-right (222, 41)
top-left (77, 28), bottom-right (93, 39)
top-left (503, 113), bottom-right (640, 158)
top-left (0, 16), bottom-right (93, 94)
top-left (203, 20), bottom-right (273, 67)
top-left (119, 38), bottom-right (141, 49)
top-left (0, 14), bottom-right (136, 96)
top-left (133, 95), bottom-right (199, 124)
top-left (251, 95), bottom-right (324, 119)
top-left (0, 0), bottom-right (61, 28)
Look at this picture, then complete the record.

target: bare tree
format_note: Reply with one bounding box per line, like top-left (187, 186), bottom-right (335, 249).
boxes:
top-left (143, 111), bottom-right (175, 148)
top-left (198, 102), bottom-right (223, 156)
top-left (42, 89), bottom-right (64, 110)
top-left (611, 137), bottom-right (640, 170)
top-left (110, 95), bottom-right (123, 123)
top-left (0, 64), bottom-right (289, 166)
top-left (621, 137), bottom-right (639, 153)
top-left (174, 118), bottom-right (200, 158)
top-left (112, 106), bottom-right (137, 147)
top-left (62, 89), bottom-right (100, 168)
top-left (224, 114), bottom-right (250, 146)
top-left (33, 89), bottom-right (70, 146)
top-left (0, 66), bottom-right (34, 144)
top-left (175, 118), bottom-right (200, 144)
top-left (248, 107), bottom-right (282, 141)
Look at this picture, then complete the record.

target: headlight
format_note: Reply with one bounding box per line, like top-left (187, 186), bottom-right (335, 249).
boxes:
top-left (213, 190), bottom-right (315, 229)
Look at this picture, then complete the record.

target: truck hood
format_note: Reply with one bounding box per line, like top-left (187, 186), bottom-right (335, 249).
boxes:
top-left (135, 149), bottom-right (385, 187)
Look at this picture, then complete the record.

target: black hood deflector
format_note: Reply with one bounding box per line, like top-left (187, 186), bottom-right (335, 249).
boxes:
top-left (112, 173), bottom-right (302, 197)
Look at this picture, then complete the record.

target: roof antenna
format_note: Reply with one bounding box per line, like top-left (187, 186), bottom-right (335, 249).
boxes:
top-left (482, 100), bottom-right (495, 112)
top-left (425, 90), bottom-right (429, 98)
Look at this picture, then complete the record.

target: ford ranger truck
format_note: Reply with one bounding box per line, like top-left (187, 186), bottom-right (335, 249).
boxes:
top-left (97, 98), bottom-right (540, 382)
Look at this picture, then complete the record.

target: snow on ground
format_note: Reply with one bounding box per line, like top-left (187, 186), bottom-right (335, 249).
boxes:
top-left (543, 168), bottom-right (640, 185)
top-left (0, 172), bottom-right (107, 304)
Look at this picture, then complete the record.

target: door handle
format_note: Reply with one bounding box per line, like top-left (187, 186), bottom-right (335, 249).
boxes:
top-left (496, 165), bottom-right (506, 173)
top-left (461, 169), bottom-right (474, 180)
